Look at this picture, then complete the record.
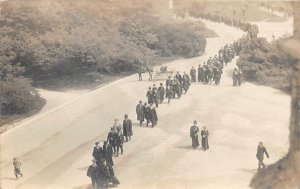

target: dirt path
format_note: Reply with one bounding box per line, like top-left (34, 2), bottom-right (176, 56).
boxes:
top-left (0, 19), bottom-right (292, 189)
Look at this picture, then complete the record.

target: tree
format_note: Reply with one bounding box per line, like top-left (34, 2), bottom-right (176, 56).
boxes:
top-left (250, 2), bottom-right (300, 188)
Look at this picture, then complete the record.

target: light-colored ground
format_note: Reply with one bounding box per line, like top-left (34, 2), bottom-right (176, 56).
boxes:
top-left (252, 17), bottom-right (293, 41)
top-left (0, 18), bottom-right (293, 189)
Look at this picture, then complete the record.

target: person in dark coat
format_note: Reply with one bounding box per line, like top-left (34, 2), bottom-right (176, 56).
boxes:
top-left (138, 71), bottom-right (142, 81)
top-left (107, 128), bottom-right (117, 154)
top-left (116, 128), bottom-right (124, 156)
top-left (182, 73), bottom-right (190, 94)
top-left (123, 114), bottom-right (133, 142)
top-left (201, 126), bottom-right (209, 151)
top-left (103, 141), bottom-right (114, 166)
top-left (146, 87), bottom-right (153, 104)
top-left (136, 101), bottom-right (145, 126)
top-left (153, 88), bottom-right (160, 108)
top-left (256, 142), bottom-right (269, 170)
top-left (98, 158), bottom-right (120, 188)
top-left (238, 69), bottom-right (243, 86)
top-left (190, 121), bottom-right (200, 149)
top-left (166, 76), bottom-right (173, 87)
top-left (198, 65), bottom-right (202, 82)
top-left (87, 159), bottom-right (100, 189)
top-left (158, 83), bottom-right (165, 103)
top-left (143, 103), bottom-right (151, 126)
top-left (150, 105), bottom-right (158, 127)
top-left (175, 72), bottom-right (183, 84)
top-left (165, 86), bottom-right (173, 104)
top-left (190, 67), bottom-right (197, 82)
top-left (233, 68), bottom-right (239, 86)
top-left (92, 142), bottom-right (103, 163)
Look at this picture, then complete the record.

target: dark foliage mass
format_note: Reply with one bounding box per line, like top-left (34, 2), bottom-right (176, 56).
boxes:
top-left (237, 38), bottom-right (294, 91)
top-left (0, 0), bottom-right (211, 121)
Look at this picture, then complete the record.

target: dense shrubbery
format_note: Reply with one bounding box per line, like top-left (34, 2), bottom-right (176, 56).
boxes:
top-left (237, 38), bottom-right (294, 91)
top-left (0, 0), bottom-right (212, 121)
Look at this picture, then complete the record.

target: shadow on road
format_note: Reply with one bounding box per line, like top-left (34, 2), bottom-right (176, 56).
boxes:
top-left (1, 177), bottom-right (17, 181)
top-left (239, 168), bottom-right (257, 174)
top-left (175, 145), bottom-right (206, 151)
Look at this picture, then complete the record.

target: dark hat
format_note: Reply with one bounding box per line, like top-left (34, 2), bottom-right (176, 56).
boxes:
top-left (124, 114), bottom-right (128, 118)
top-left (95, 142), bottom-right (99, 145)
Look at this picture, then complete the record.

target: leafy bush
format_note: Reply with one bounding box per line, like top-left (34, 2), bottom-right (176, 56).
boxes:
top-left (237, 38), bottom-right (294, 91)
top-left (0, 78), bottom-right (44, 115)
top-left (0, 0), bottom-right (212, 120)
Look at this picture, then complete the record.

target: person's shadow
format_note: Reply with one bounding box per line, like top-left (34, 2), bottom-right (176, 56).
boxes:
top-left (1, 177), bottom-right (17, 181)
top-left (175, 145), bottom-right (206, 151)
top-left (73, 184), bottom-right (90, 189)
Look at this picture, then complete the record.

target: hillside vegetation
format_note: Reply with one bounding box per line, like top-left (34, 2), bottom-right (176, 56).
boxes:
top-left (237, 38), bottom-right (294, 91)
top-left (0, 0), bottom-right (214, 125)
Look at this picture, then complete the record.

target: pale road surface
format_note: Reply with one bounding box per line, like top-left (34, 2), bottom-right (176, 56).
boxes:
top-left (0, 18), bottom-right (292, 189)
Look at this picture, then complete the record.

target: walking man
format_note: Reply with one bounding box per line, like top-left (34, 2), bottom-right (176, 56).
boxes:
top-left (136, 101), bottom-right (145, 126)
top-left (158, 83), bottom-right (165, 103)
top-left (190, 121), bottom-right (200, 149)
top-left (116, 128), bottom-right (124, 156)
top-left (107, 128), bottom-right (117, 154)
top-left (138, 71), bottom-right (142, 81)
top-left (150, 105), bottom-right (158, 127)
top-left (146, 87), bottom-right (153, 104)
top-left (87, 159), bottom-right (100, 189)
top-left (190, 66), bottom-right (197, 82)
top-left (13, 158), bottom-right (23, 179)
top-left (92, 142), bottom-right (103, 163)
top-left (123, 114), bottom-right (133, 142)
top-left (256, 142), bottom-right (269, 171)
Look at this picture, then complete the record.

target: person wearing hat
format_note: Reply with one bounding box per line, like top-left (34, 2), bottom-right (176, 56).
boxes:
top-left (98, 158), bottom-right (120, 188)
top-left (153, 88), bottom-right (160, 108)
top-left (136, 101), bottom-right (145, 126)
top-left (13, 157), bottom-right (23, 179)
top-left (103, 141), bottom-right (114, 166)
top-left (190, 121), bottom-right (200, 149)
top-left (112, 118), bottom-right (122, 131)
top-left (175, 72), bottom-right (182, 84)
top-left (158, 83), bottom-right (165, 104)
top-left (165, 85), bottom-right (173, 105)
top-left (190, 66), bottom-right (197, 82)
top-left (201, 126), bottom-right (209, 151)
top-left (123, 114), bottom-right (133, 142)
top-left (198, 64), bottom-right (202, 82)
top-left (256, 142), bottom-right (269, 171)
top-left (87, 159), bottom-right (100, 189)
top-left (146, 87), bottom-right (153, 104)
top-left (107, 128), bottom-right (117, 154)
top-left (116, 128), bottom-right (124, 156)
top-left (92, 142), bottom-right (103, 163)
top-left (150, 105), bottom-right (158, 128)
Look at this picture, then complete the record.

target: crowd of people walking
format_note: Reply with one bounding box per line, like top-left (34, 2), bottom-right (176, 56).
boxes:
top-left (85, 10), bottom-right (267, 189)
top-left (87, 115), bottom-right (134, 188)
top-left (82, 11), bottom-right (271, 189)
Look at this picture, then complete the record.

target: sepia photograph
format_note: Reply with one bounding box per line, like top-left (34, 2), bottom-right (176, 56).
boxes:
top-left (0, 0), bottom-right (299, 189)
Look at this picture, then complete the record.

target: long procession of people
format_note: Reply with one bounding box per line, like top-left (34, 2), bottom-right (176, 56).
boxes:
top-left (10, 12), bottom-right (271, 189)
top-left (86, 14), bottom-right (271, 189)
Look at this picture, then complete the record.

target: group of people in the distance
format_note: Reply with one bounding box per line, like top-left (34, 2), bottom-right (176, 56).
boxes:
top-left (87, 115), bottom-right (133, 188)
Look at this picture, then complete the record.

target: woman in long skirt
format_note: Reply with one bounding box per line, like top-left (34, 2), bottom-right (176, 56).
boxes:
top-left (201, 126), bottom-right (209, 151)
top-left (190, 120), bottom-right (200, 149)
